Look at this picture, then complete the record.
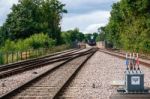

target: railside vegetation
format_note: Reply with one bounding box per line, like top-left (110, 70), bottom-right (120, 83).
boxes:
top-left (99, 0), bottom-right (150, 54)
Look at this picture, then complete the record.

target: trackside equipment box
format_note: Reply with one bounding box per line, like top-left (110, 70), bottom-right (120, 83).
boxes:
top-left (125, 70), bottom-right (144, 92)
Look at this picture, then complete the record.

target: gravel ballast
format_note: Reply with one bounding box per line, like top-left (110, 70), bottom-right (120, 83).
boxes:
top-left (10, 54), bottom-right (90, 99)
top-left (60, 51), bottom-right (150, 99)
top-left (0, 48), bottom-right (91, 97)
top-left (0, 61), bottom-right (64, 97)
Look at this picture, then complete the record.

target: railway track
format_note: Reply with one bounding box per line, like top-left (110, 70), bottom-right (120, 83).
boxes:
top-left (99, 49), bottom-right (150, 67)
top-left (0, 49), bottom-right (81, 71)
top-left (0, 48), bottom-right (97, 99)
top-left (0, 49), bottom-right (90, 78)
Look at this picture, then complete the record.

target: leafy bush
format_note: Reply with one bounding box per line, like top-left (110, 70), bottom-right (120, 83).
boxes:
top-left (23, 33), bottom-right (56, 49)
top-left (1, 33), bottom-right (56, 52)
top-left (101, 0), bottom-right (150, 54)
top-left (1, 39), bottom-right (16, 52)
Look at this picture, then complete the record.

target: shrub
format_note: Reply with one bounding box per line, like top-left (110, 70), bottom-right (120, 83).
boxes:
top-left (24, 33), bottom-right (56, 49)
top-left (0, 33), bottom-right (56, 52)
top-left (1, 39), bottom-right (16, 52)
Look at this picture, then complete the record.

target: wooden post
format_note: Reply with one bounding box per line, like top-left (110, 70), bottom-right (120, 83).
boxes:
top-left (37, 49), bottom-right (39, 57)
top-left (21, 51), bottom-right (22, 60)
top-left (26, 50), bottom-right (27, 60)
top-left (44, 48), bottom-right (46, 55)
top-left (12, 51), bottom-right (14, 63)
top-left (17, 51), bottom-right (19, 62)
top-left (0, 52), bottom-right (2, 65)
top-left (6, 52), bottom-right (8, 64)
top-left (29, 50), bottom-right (30, 58)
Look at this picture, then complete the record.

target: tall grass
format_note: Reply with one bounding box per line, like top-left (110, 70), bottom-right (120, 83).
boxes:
top-left (0, 44), bottom-right (70, 65)
top-left (1, 33), bottom-right (56, 52)
top-left (0, 33), bottom-right (70, 65)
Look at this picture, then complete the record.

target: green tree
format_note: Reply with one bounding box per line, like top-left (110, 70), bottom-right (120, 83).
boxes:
top-left (98, 27), bottom-right (105, 41)
top-left (41, 0), bottom-right (67, 44)
top-left (61, 28), bottom-right (85, 44)
top-left (2, 0), bottom-right (40, 39)
top-left (84, 33), bottom-right (92, 42)
top-left (102, 0), bottom-right (150, 53)
top-left (1, 0), bottom-right (67, 44)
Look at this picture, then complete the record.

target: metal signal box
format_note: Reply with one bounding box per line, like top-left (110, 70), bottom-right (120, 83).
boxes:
top-left (125, 70), bottom-right (144, 92)
top-left (117, 53), bottom-right (149, 94)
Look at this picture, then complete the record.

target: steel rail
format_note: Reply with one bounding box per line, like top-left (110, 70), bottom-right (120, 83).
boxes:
top-left (0, 49), bottom-right (93, 78)
top-left (0, 48), bottom-right (97, 99)
top-left (0, 49), bottom-right (81, 71)
top-left (99, 49), bottom-right (150, 67)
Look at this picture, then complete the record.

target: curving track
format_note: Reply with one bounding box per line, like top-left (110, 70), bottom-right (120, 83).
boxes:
top-left (99, 49), bottom-right (150, 67)
top-left (56, 49), bottom-right (150, 99)
top-left (0, 48), bottom-right (97, 99)
top-left (0, 49), bottom-right (87, 78)
top-left (1, 48), bottom-right (149, 99)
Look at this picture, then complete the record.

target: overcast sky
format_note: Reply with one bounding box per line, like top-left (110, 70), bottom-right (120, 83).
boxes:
top-left (0, 0), bottom-right (118, 33)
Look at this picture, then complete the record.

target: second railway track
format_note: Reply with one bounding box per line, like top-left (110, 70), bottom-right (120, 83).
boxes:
top-left (99, 49), bottom-right (150, 67)
top-left (0, 48), bottom-right (97, 99)
top-left (0, 48), bottom-right (91, 78)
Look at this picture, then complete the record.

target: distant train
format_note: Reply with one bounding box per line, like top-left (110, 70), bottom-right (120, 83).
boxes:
top-left (87, 39), bottom-right (96, 46)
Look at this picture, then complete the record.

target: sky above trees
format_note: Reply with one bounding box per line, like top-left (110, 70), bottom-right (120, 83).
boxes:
top-left (0, 0), bottom-right (119, 33)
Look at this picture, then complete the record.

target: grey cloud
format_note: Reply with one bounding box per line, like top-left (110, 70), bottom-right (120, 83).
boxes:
top-left (60, 0), bottom-right (118, 14)
top-left (61, 11), bottom-right (110, 33)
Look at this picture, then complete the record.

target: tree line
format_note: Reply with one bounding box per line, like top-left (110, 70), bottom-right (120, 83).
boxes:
top-left (99, 0), bottom-right (150, 53)
top-left (0, 0), bottom-right (100, 52)
top-left (0, 0), bottom-right (67, 47)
